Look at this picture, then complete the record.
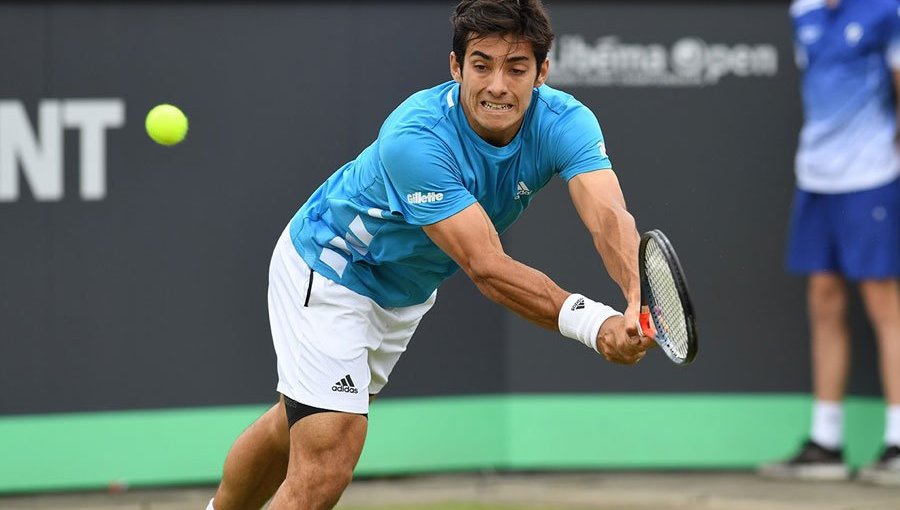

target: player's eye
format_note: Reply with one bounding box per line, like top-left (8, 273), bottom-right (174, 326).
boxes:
top-left (473, 64), bottom-right (488, 72)
top-left (510, 68), bottom-right (527, 76)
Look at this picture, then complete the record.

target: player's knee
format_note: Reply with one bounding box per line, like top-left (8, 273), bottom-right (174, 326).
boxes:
top-left (860, 281), bottom-right (900, 326)
top-left (283, 463), bottom-right (353, 508)
top-left (276, 478), bottom-right (306, 507)
top-left (322, 463), bottom-right (355, 499)
top-left (808, 277), bottom-right (846, 318)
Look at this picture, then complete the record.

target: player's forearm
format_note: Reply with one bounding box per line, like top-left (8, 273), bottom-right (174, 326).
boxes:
top-left (464, 253), bottom-right (569, 331)
top-left (592, 204), bottom-right (641, 306)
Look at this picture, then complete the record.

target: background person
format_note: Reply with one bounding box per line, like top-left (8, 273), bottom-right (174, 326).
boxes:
top-left (759, 0), bottom-right (900, 484)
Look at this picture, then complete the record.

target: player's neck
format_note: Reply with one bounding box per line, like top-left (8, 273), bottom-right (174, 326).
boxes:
top-left (459, 102), bottom-right (523, 147)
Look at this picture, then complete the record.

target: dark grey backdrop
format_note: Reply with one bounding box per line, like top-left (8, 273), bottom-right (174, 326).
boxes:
top-left (0, 1), bottom-right (882, 416)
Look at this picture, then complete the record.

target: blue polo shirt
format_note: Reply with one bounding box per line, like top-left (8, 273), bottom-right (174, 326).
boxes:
top-left (289, 81), bottom-right (611, 307)
top-left (791, 0), bottom-right (900, 192)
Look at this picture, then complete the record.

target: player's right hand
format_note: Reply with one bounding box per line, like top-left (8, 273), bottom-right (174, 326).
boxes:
top-left (596, 315), bottom-right (654, 365)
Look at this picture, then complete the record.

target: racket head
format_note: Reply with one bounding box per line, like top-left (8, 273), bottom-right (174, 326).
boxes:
top-left (639, 229), bottom-right (698, 365)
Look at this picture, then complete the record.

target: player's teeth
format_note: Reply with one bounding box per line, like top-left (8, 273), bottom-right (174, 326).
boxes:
top-left (483, 102), bottom-right (511, 110)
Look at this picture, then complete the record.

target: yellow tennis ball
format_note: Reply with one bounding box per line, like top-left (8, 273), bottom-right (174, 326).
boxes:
top-left (145, 104), bottom-right (188, 146)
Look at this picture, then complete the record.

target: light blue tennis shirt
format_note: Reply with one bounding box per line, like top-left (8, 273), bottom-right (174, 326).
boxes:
top-left (791, 0), bottom-right (900, 193)
top-left (289, 81), bottom-right (611, 307)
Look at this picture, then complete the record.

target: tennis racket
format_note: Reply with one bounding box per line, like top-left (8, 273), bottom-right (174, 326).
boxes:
top-left (638, 229), bottom-right (698, 365)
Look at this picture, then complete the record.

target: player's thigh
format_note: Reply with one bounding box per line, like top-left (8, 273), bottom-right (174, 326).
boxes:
top-left (261, 397), bottom-right (291, 451)
top-left (287, 411), bottom-right (367, 474)
top-left (268, 228), bottom-right (380, 415)
top-left (279, 411), bottom-right (368, 506)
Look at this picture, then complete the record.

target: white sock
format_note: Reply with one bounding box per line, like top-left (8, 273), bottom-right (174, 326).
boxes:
top-left (206, 498), bottom-right (215, 510)
top-left (810, 400), bottom-right (843, 449)
top-left (885, 405), bottom-right (900, 447)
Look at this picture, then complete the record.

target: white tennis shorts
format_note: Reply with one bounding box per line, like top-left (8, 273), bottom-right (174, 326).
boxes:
top-left (268, 227), bottom-right (436, 414)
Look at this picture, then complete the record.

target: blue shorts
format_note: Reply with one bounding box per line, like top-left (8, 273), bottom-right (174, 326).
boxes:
top-left (787, 178), bottom-right (900, 281)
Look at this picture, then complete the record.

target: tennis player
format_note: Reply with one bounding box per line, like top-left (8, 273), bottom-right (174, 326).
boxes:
top-left (759, 0), bottom-right (900, 484)
top-left (207, 1), bottom-right (654, 508)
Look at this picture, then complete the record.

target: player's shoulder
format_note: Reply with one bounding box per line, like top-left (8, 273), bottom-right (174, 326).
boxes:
top-left (789, 0), bottom-right (826, 19)
top-left (378, 82), bottom-right (457, 157)
top-left (532, 84), bottom-right (598, 130)
top-left (378, 82), bottom-right (455, 149)
top-left (383, 81), bottom-right (456, 133)
top-left (534, 84), bottom-right (586, 115)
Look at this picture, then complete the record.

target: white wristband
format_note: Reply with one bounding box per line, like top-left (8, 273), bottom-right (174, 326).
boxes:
top-left (558, 294), bottom-right (622, 352)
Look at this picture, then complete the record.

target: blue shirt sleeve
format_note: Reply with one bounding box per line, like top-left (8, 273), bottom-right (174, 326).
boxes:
top-left (379, 130), bottom-right (477, 226)
top-left (552, 103), bottom-right (613, 182)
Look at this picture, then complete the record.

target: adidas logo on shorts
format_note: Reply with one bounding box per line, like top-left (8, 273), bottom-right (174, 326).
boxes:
top-left (571, 297), bottom-right (585, 311)
top-left (332, 374), bottom-right (359, 394)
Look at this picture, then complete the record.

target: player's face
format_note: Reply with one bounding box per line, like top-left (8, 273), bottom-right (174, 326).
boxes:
top-left (450, 34), bottom-right (549, 146)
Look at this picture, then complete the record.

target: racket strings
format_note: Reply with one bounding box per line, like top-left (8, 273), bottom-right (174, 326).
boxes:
top-left (644, 241), bottom-right (689, 359)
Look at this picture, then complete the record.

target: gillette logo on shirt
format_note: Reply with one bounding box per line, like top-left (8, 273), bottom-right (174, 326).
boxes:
top-left (407, 191), bottom-right (445, 204)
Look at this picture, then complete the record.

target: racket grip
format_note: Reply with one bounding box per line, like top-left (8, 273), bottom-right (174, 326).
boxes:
top-left (639, 310), bottom-right (654, 338)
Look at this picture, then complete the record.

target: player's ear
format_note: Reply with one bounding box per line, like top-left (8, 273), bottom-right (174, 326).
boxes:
top-left (450, 51), bottom-right (463, 83)
top-left (534, 58), bottom-right (549, 88)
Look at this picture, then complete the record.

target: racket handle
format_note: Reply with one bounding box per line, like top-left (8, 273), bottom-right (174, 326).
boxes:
top-left (639, 310), bottom-right (655, 338)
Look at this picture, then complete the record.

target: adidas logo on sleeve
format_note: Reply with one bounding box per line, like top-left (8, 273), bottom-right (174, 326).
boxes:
top-left (332, 374), bottom-right (359, 394)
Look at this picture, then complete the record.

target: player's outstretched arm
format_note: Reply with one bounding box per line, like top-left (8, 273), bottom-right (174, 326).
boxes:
top-left (567, 170), bottom-right (642, 337)
top-left (423, 202), bottom-right (566, 330)
top-left (423, 202), bottom-right (651, 363)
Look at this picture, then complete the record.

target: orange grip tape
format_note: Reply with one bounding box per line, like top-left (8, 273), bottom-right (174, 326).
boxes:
top-left (639, 311), bottom-right (655, 339)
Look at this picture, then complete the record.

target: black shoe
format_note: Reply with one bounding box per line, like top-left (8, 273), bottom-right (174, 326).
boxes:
top-left (857, 445), bottom-right (900, 486)
top-left (758, 439), bottom-right (850, 481)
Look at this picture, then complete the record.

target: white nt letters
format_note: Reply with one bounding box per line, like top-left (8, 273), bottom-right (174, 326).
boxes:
top-left (0, 99), bottom-right (125, 202)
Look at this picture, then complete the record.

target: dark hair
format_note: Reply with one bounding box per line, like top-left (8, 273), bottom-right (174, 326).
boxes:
top-left (451, 0), bottom-right (554, 71)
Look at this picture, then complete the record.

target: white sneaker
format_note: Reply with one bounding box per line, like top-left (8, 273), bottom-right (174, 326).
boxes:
top-left (857, 445), bottom-right (900, 486)
top-left (758, 440), bottom-right (851, 482)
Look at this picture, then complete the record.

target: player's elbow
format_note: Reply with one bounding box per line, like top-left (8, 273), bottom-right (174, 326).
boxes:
top-left (598, 200), bottom-right (630, 220)
top-left (462, 252), bottom-right (505, 294)
top-left (595, 202), bottom-right (635, 233)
